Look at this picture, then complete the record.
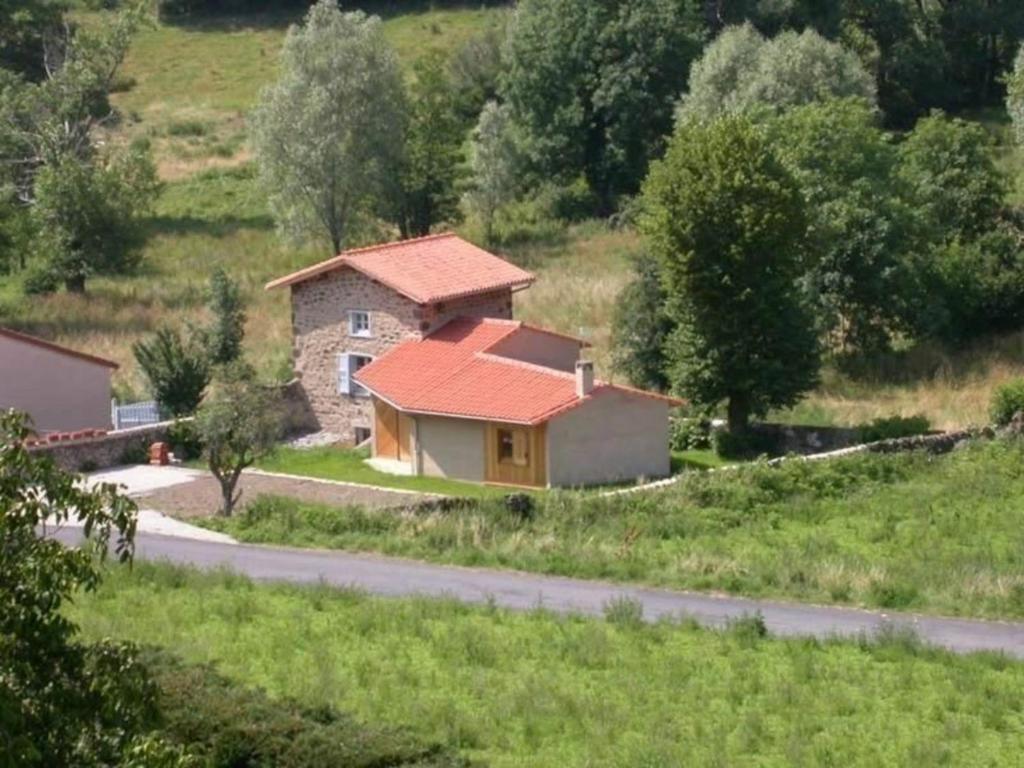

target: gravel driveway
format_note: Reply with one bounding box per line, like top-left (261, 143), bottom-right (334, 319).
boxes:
top-left (139, 470), bottom-right (435, 518)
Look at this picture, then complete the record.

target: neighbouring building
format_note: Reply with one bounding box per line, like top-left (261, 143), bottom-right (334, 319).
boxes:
top-left (267, 232), bottom-right (680, 488)
top-left (0, 326), bottom-right (117, 434)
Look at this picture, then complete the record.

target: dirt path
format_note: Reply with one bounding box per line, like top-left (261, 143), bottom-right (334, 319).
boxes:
top-left (140, 472), bottom-right (434, 518)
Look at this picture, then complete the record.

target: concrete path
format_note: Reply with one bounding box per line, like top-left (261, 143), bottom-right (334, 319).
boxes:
top-left (52, 528), bottom-right (1024, 659)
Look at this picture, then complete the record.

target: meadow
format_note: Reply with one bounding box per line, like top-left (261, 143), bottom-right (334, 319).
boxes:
top-left (4, 2), bottom-right (1024, 426)
top-left (204, 438), bottom-right (1024, 620)
top-left (69, 561), bottom-right (1024, 768)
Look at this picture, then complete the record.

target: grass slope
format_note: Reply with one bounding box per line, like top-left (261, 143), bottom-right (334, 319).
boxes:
top-left (71, 563), bottom-right (1024, 768)
top-left (204, 439), bottom-right (1024, 619)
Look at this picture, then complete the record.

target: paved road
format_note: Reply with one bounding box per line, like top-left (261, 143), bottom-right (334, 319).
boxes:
top-left (54, 529), bottom-right (1024, 658)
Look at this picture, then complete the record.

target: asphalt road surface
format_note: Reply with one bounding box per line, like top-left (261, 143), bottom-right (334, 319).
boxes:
top-left (55, 528), bottom-right (1024, 658)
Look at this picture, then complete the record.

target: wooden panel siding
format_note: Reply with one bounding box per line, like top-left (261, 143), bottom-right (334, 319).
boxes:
top-left (374, 398), bottom-right (412, 461)
top-left (484, 422), bottom-right (546, 487)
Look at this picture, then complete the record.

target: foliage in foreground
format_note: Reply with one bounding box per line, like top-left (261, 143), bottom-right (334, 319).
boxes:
top-left (204, 439), bottom-right (1024, 619)
top-left (72, 562), bottom-right (1024, 768)
top-left (0, 409), bottom-right (155, 767)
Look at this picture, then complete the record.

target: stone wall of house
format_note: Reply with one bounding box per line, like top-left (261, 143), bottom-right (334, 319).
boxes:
top-left (28, 421), bottom-right (174, 472)
top-left (289, 268), bottom-right (513, 441)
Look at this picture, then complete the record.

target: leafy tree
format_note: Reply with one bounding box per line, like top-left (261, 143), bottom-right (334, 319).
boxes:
top-left (641, 116), bottom-right (819, 435)
top-left (201, 267), bottom-right (246, 366)
top-left (767, 98), bottom-right (919, 353)
top-left (0, 409), bottom-right (157, 766)
top-left (395, 54), bottom-right (465, 238)
top-left (897, 111), bottom-right (1006, 243)
top-left (0, 0), bottom-right (65, 81)
top-left (611, 253), bottom-right (674, 392)
top-left (464, 101), bottom-right (523, 245)
top-left (448, 14), bottom-right (508, 122)
top-left (501, 0), bottom-right (702, 212)
top-left (250, 0), bottom-right (406, 254)
top-left (30, 142), bottom-right (157, 292)
top-left (133, 327), bottom-right (211, 418)
top-left (677, 24), bottom-right (876, 123)
top-left (196, 363), bottom-right (284, 516)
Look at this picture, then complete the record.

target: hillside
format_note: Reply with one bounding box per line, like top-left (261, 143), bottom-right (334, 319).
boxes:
top-left (2, 2), bottom-right (1024, 429)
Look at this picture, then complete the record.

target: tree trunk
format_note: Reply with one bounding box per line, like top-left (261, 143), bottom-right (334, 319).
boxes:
top-left (64, 273), bottom-right (86, 293)
top-left (727, 393), bottom-right (750, 436)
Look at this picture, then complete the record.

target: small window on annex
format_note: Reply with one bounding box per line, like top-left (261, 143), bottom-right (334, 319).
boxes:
top-left (496, 427), bottom-right (529, 466)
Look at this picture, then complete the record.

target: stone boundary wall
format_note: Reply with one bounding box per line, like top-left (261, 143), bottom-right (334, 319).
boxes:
top-left (28, 421), bottom-right (174, 472)
top-left (606, 427), bottom-right (987, 497)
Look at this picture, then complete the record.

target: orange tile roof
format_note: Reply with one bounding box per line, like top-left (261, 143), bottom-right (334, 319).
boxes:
top-left (354, 317), bottom-right (682, 425)
top-left (265, 232), bottom-right (535, 303)
top-left (0, 327), bottom-right (119, 369)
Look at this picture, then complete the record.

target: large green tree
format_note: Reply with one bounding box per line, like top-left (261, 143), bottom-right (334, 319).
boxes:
top-left (641, 116), bottom-right (819, 434)
top-left (250, 0), bottom-right (406, 254)
top-left (464, 101), bottom-right (523, 245)
top-left (676, 24), bottom-right (876, 123)
top-left (500, 0), bottom-right (702, 212)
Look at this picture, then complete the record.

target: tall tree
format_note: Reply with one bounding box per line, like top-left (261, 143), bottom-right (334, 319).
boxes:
top-left (676, 24), bottom-right (876, 123)
top-left (0, 0), bottom-right (65, 81)
top-left (201, 267), bottom-right (246, 366)
top-left (395, 54), bottom-right (465, 238)
top-left (464, 101), bottom-right (522, 245)
top-left (250, 0), bottom-right (406, 254)
top-left (641, 116), bottom-right (819, 435)
top-left (501, 0), bottom-right (702, 213)
top-left (1008, 45), bottom-right (1024, 146)
top-left (611, 252), bottom-right (674, 392)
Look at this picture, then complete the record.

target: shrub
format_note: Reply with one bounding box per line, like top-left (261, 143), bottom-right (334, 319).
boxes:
top-left (22, 265), bottom-right (59, 295)
top-left (167, 419), bottom-right (203, 461)
top-left (143, 650), bottom-right (466, 767)
top-left (670, 416), bottom-right (711, 451)
top-left (603, 596), bottom-right (644, 628)
top-left (133, 327), bottom-right (211, 418)
top-left (990, 379), bottom-right (1024, 426)
top-left (858, 415), bottom-right (931, 443)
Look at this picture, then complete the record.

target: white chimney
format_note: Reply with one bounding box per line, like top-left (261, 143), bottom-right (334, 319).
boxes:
top-left (575, 360), bottom-right (594, 398)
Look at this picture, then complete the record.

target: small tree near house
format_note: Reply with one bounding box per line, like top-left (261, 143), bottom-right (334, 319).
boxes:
top-left (195, 364), bottom-right (283, 516)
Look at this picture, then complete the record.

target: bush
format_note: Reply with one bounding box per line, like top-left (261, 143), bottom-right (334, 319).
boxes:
top-left (143, 650), bottom-right (466, 767)
top-left (670, 416), bottom-right (712, 451)
top-left (167, 419), bottom-right (203, 461)
top-left (713, 428), bottom-right (777, 459)
top-left (22, 266), bottom-right (59, 295)
top-left (990, 379), bottom-right (1024, 426)
top-left (133, 327), bottom-right (211, 418)
top-left (858, 415), bottom-right (931, 443)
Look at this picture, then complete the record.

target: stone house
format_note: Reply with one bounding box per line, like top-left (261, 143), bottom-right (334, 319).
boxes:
top-left (267, 233), bottom-right (680, 487)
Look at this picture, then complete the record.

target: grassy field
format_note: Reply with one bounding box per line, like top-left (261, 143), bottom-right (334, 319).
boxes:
top-left (202, 438), bottom-right (1024, 620)
top-left (69, 562), bottom-right (1024, 768)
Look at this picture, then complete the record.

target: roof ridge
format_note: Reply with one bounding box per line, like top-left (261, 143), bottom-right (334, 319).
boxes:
top-left (338, 231), bottom-right (456, 258)
top-left (474, 351), bottom-right (577, 379)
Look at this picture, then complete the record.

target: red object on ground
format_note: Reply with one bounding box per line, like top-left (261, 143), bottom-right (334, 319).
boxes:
top-left (149, 442), bottom-right (170, 465)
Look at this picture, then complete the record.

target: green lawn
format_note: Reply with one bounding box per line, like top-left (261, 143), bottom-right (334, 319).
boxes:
top-left (256, 446), bottom-right (516, 499)
top-left (205, 439), bottom-right (1024, 619)
top-left (70, 562), bottom-right (1024, 768)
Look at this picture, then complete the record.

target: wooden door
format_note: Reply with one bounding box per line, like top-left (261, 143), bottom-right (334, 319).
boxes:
top-left (398, 414), bottom-right (412, 462)
top-left (375, 399), bottom-right (400, 459)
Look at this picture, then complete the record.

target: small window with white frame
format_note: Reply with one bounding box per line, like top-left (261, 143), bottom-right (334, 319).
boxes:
top-left (337, 352), bottom-right (373, 397)
top-left (348, 310), bottom-right (372, 338)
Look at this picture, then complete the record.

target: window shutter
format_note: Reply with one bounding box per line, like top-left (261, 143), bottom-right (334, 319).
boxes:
top-left (337, 353), bottom-right (351, 395)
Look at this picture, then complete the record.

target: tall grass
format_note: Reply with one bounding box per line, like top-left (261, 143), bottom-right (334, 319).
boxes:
top-left (69, 562), bottom-right (1024, 768)
top-left (204, 439), bottom-right (1024, 619)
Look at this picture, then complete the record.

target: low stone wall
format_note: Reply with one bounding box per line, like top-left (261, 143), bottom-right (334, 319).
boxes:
top-left (28, 421), bottom-right (174, 472)
top-left (752, 422), bottom-right (865, 455)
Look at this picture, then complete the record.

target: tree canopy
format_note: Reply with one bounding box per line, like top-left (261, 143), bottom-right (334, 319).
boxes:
top-left (500, 0), bottom-right (702, 212)
top-left (641, 116), bottom-right (819, 434)
top-left (250, 0), bottom-right (406, 253)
